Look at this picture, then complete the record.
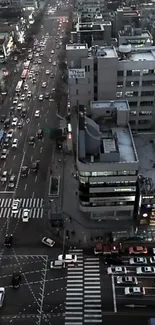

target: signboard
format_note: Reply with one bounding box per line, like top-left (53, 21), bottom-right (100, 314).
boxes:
top-left (68, 69), bottom-right (85, 79)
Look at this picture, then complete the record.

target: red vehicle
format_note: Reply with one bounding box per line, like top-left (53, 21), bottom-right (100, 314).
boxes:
top-left (129, 246), bottom-right (148, 255)
top-left (94, 243), bottom-right (121, 255)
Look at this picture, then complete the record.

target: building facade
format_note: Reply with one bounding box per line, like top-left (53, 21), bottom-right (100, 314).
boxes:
top-left (66, 44), bottom-right (155, 130)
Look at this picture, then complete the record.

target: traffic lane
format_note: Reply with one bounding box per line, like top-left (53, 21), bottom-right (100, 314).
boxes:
top-left (100, 262), bottom-right (114, 311)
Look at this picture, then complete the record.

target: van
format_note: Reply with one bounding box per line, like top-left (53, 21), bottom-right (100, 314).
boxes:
top-left (50, 260), bottom-right (64, 269)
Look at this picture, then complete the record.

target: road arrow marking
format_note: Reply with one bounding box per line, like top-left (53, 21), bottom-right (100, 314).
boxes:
top-left (125, 304), bottom-right (146, 308)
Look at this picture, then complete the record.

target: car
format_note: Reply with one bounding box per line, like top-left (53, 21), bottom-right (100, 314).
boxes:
top-left (48, 58), bottom-right (52, 63)
top-left (1, 171), bottom-right (8, 183)
top-left (0, 288), bottom-right (5, 307)
top-left (35, 110), bottom-right (40, 117)
top-left (29, 136), bottom-right (35, 145)
top-left (104, 256), bottom-right (123, 266)
top-left (0, 115), bottom-right (6, 122)
top-left (13, 97), bottom-right (18, 105)
top-left (12, 270), bottom-right (21, 289)
top-left (1, 149), bottom-right (7, 159)
top-left (12, 199), bottom-right (20, 214)
top-left (3, 138), bottom-right (10, 149)
top-left (12, 139), bottom-right (18, 148)
top-left (4, 234), bottom-right (13, 247)
top-left (17, 103), bottom-right (22, 111)
top-left (11, 117), bottom-right (18, 126)
top-left (17, 121), bottom-right (23, 129)
top-left (42, 82), bottom-right (47, 88)
top-left (50, 73), bottom-right (54, 78)
top-left (42, 237), bottom-right (55, 247)
top-left (129, 246), bottom-right (148, 255)
top-left (51, 50), bottom-right (54, 54)
top-left (45, 92), bottom-right (50, 99)
top-left (136, 266), bottom-right (155, 275)
top-left (107, 266), bottom-right (127, 275)
top-left (9, 107), bottom-right (14, 115)
top-left (4, 118), bottom-right (10, 128)
top-left (58, 254), bottom-right (77, 264)
top-left (124, 287), bottom-right (145, 296)
top-left (37, 129), bottom-right (43, 139)
top-left (22, 209), bottom-right (30, 222)
top-left (46, 70), bottom-right (50, 75)
top-left (7, 129), bottom-right (14, 139)
top-left (31, 161), bottom-right (39, 173)
top-left (56, 44), bottom-right (60, 49)
top-left (8, 174), bottom-right (16, 188)
top-left (21, 108), bottom-right (27, 118)
top-left (50, 260), bottom-right (64, 269)
top-left (21, 166), bottom-right (28, 177)
top-left (32, 77), bottom-right (36, 84)
top-left (116, 276), bottom-right (138, 285)
top-left (24, 84), bottom-right (28, 90)
top-left (20, 94), bottom-right (25, 101)
top-left (38, 59), bottom-right (42, 64)
top-left (150, 256), bottom-right (155, 264)
top-left (129, 257), bottom-right (147, 265)
top-left (39, 94), bottom-right (44, 101)
top-left (53, 61), bottom-right (56, 66)
top-left (27, 91), bottom-right (32, 98)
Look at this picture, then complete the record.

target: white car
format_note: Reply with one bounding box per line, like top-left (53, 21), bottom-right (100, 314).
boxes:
top-left (38, 59), bottom-right (42, 64)
top-left (13, 97), bottom-right (18, 104)
top-left (107, 266), bottom-right (127, 275)
top-left (51, 50), bottom-right (54, 54)
top-left (12, 139), bottom-right (18, 148)
top-left (117, 276), bottom-right (138, 285)
top-left (17, 103), bottom-right (22, 111)
top-left (1, 171), bottom-right (8, 183)
top-left (35, 110), bottom-right (40, 117)
top-left (7, 129), bottom-right (14, 139)
top-left (129, 257), bottom-right (147, 265)
top-left (46, 70), bottom-right (50, 75)
top-left (58, 254), bottom-right (77, 264)
top-left (124, 287), bottom-right (145, 296)
top-left (150, 257), bottom-right (155, 264)
top-left (12, 118), bottom-right (18, 126)
top-left (42, 82), bottom-right (47, 88)
top-left (22, 209), bottom-right (30, 222)
top-left (1, 149), bottom-right (7, 160)
top-left (20, 94), bottom-right (25, 101)
top-left (48, 58), bottom-right (52, 63)
top-left (39, 94), bottom-right (44, 101)
top-left (12, 199), bottom-right (21, 214)
top-left (53, 61), bottom-right (56, 66)
top-left (136, 266), bottom-right (155, 275)
top-left (24, 84), bottom-right (28, 90)
top-left (0, 288), bottom-right (5, 307)
top-left (27, 91), bottom-right (32, 98)
top-left (42, 237), bottom-right (55, 247)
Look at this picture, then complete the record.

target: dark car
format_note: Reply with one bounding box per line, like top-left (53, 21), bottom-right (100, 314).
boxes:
top-left (4, 234), bottom-right (13, 247)
top-left (31, 161), bottom-right (39, 173)
top-left (29, 136), bottom-right (35, 145)
top-left (4, 118), bottom-right (10, 128)
top-left (0, 115), bottom-right (6, 123)
top-left (21, 166), bottom-right (28, 177)
top-left (37, 129), bottom-right (43, 139)
top-left (32, 78), bottom-right (36, 84)
top-left (45, 92), bottom-right (50, 99)
top-left (104, 256), bottom-right (123, 266)
top-left (12, 270), bottom-right (21, 289)
top-left (3, 138), bottom-right (10, 149)
top-left (21, 108), bottom-right (27, 118)
top-left (9, 107), bottom-right (14, 115)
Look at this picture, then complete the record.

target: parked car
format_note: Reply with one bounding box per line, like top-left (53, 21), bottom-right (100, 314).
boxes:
top-left (42, 237), bottom-right (55, 247)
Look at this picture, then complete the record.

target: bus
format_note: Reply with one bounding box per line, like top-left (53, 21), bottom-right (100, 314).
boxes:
top-left (21, 69), bottom-right (28, 80)
top-left (15, 80), bottom-right (23, 93)
top-left (23, 60), bottom-right (30, 69)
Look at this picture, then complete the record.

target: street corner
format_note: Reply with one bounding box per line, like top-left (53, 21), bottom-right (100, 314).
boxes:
top-left (0, 254), bottom-right (48, 322)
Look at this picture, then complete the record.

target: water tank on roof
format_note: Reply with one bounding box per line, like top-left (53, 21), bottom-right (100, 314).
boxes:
top-left (119, 44), bottom-right (132, 54)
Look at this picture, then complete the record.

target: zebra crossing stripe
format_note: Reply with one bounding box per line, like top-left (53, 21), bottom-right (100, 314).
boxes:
top-left (0, 208), bottom-right (44, 219)
top-left (0, 198), bottom-right (43, 208)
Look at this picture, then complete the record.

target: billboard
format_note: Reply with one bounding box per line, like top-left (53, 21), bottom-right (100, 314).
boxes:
top-left (68, 69), bottom-right (85, 79)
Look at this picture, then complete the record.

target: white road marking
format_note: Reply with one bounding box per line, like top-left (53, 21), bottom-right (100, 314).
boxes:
top-left (24, 184), bottom-right (27, 191)
top-left (111, 275), bottom-right (117, 312)
top-left (35, 176), bottom-right (37, 182)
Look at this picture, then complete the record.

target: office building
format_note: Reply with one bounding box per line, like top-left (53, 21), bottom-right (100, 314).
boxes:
top-left (66, 44), bottom-right (155, 130)
top-left (118, 27), bottom-right (153, 48)
top-left (77, 100), bottom-right (138, 224)
top-left (114, 7), bottom-right (141, 36)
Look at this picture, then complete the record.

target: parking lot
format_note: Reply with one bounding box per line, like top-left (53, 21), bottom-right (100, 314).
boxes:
top-left (0, 254), bottom-right (66, 325)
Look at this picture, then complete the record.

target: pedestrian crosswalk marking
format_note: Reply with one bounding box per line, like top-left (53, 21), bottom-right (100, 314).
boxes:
top-left (0, 198), bottom-right (43, 208)
top-left (0, 198), bottom-right (44, 219)
top-left (0, 208), bottom-right (44, 219)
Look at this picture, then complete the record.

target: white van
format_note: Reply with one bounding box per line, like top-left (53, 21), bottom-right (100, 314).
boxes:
top-left (50, 260), bottom-right (64, 269)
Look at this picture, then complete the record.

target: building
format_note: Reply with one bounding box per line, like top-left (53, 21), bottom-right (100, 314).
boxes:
top-left (118, 27), bottom-right (153, 48)
top-left (71, 20), bottom-right (111, 46)
top-left (77, 0), bottom-right (105, 15)
top-left (77, 101), bottom-right (139, 226)
top-left (66, 44), bottom-right (155, 130)
top-left (0, 33), bottom-right (14, 61)
top-left (114, 7), bottom-right (141, 36)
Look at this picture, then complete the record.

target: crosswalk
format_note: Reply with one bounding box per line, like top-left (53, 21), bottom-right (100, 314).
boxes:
top-left (0, 198), bottom-right (44, 219)
top-left (65, 249), bottom-right (102, 325)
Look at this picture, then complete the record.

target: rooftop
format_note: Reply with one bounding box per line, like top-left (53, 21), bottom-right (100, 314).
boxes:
top-left (134, 133), bottom-right (155, 191)
top-left (66, 44), bottom-right (88, 50)
top-left (119, 29), bottom-right (151, 38)
top-left (78, 101), bottom-right (138, 164)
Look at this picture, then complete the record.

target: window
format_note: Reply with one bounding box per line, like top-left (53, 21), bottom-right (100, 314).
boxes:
top-left (139, 111), bottom-right (152, 116)
top-left (142, 80), bottom-right (155, 87)
top-left (140, 101), bottom-right (153, 106)
top-left (116, 92), bottom-right (123, 98)
top-left (85, 66), bottom-right (87, 72)
top-left (126, 81), bottom-right (139, 87)
top-left (129, 101), bottom-right (137, 107)
top-left (117, 70), bottom-right (123, 77)
top-left (125, 91), bottom-right (138, 97)
top-left (76, 89), bottom-right (79, 95)
top-left (130, 111), bottom-right (136, 115)
top-left (127, 70), bottom-right (132, 76)
top-left (132, 70), bottom-right (140, 76)
top-left (94, 75), bottom-right (97, 83)
top-left (138, 120), bottom-right (151, 125)
top-left (76, 78), bottom-right (78, 84)
top-left (117, 81), bottom-right (123, 88)
top-left (88, 66), bottom-right (90, 72)
top-left (141, 91), bottom-right (154, 97)
top-left (143, 69), bottom-right (149, 75)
